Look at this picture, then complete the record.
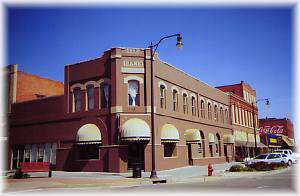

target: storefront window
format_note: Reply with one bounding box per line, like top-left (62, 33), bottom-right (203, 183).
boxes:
top-left (37, 147), bottom-right (44, 162)
top-left (78, 144), bottom-right (100, 160)
top-left (164, 143), bottom-right (177, 157)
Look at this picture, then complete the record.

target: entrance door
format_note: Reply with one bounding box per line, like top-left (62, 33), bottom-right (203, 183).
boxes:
top-left (128, 142), bottom-right (146, 171)
top-left (187, 144), bottom-right (193, 165)
top-left (224, 145), bottom-right (228, 162)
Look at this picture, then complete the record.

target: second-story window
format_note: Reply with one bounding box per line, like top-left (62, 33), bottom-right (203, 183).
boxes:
top-left (225, 109), bottom-right (229, 123)
top-left (160, 85), bottom-right (166, 109)
top-left (220, 107), bottom-right (224, 123)
top-left (128, 80), bottom-right (139, 106)
top-left (191, 96), bottom-right (196, 116)
top-left (214, 105), bottom-right (218, 121)
top-left (200, 100), bottom-right (205, 118)
top-left (183, 93), bottom-right (188, 114)
top-left (172, 89), bottom-right (178, 111)
top-left (87, 85), bottom-right (94, 110)
top-left (101, 84), bottom-right (110, 108)
top-left (74, 88), bottom-right (81, 112)
top-left (208, 102), bottom-right (212, 120)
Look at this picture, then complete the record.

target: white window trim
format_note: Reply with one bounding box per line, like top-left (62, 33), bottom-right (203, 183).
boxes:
top-left (158, 81), bottom-right (168, 89)
top-left (124, 76), bottom-right (144, 84)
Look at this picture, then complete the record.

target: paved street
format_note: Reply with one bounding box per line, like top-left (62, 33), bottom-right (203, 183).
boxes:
top-left (115, 165), bottom-right (296, 193)
top-left (3, 164), bottom-right (297, 194)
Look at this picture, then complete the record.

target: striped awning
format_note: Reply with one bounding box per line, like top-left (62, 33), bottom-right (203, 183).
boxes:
top-left (185, 129), bottom-right (201, 144)
top-left (121, 118), bottom-right (151, 141)
top-left (76, 124), bottom-right (102, 145)
top-left (161, 124), bottom-right (180, 143)
top-left (223, 134), bottom-right (234, 144)
top-left (282, 136), bottom-right (294, 147)
top-left (208, 133), bottom-right (215, 143)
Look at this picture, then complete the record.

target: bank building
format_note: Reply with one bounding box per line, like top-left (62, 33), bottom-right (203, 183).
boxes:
top-left (7, 47), bottom-right (265, 172)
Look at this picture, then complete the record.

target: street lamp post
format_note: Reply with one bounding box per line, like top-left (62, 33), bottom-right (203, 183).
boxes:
top-left (252, 98), bottom-right (270, 156)
top-left (149, 33), bottom-right (183, 179)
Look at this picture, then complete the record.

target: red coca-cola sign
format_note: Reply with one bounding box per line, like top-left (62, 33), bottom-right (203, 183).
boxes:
top-left (259, 125), bottom-right (284, 135)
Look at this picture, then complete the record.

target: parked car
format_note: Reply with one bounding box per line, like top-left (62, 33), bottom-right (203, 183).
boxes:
top-left (274, 149), bottom-right (296, 164)
top-left (244, 153), bottom-right (290, 166)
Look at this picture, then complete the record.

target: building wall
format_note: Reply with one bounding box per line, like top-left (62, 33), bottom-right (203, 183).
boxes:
top-left (8, 47), bottom-right (236, 172)
top-left (259, 118), bottom-right (294, 139)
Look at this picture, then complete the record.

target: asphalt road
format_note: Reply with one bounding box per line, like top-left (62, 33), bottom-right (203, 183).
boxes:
top-left (116, 166), bottom-right (296, 193)
top-left (6, 165), bottom-right (297, 194)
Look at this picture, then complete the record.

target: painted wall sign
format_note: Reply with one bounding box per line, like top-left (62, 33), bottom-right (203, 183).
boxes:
top-left (259, 125), bottom-right (284, 135)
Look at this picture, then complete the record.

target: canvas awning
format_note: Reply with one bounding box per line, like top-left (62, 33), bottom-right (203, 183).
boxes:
top-left (257, 143), bottom-right (268, 148)
top-left (185, 129), bottom-right (201, 144)
top-left (121, 118), bottom-right (151, 141)
top-left (282, 136), bottom-right (294, 147)
top-left (208, 133), bottom-right (215, 143)
top-left (161, 124), bottom-right (180, 143)
top-left (235, 141), bottom-right (247, 146)
top-left (223, 134), bottom-right (234, 144)
top-left (76, 124), bottom-right (102, 145)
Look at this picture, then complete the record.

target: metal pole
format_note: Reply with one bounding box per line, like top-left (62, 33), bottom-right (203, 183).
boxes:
top-left (149, 43), bottom-right (158, 179)
top-left (252, 102), bottom-right (258, 155)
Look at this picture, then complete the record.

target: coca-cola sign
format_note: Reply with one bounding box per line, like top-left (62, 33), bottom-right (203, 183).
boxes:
top-left (259, 125), bottom-right (284, 135)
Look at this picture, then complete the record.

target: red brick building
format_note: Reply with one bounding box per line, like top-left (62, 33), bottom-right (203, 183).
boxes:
top-left (216, 81), bottom-right (267, 160)
top-left (8, 47), bottom-right (239, 172)
top-left (259, 118), bottom-right (295, 150)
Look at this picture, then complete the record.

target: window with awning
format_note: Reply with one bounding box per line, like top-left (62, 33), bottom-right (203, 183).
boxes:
top-left (161, 124), bottom-right (179, 157)
top-left (76, 124), bottom-right (102, 144)
top-left (76, 124), bottom-right (102, 160)
top-left (184, 129), bottom-right (201, 144)
top-left (121, 118), bottom-right (150, 141)
top-left (223, 134), bottom-right (235, 144)
top-left (161, 124), bottom-right (180, 143)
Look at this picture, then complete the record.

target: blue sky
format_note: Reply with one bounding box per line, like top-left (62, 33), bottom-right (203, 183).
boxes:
top-left (7, 6), bottom-right (294, 122)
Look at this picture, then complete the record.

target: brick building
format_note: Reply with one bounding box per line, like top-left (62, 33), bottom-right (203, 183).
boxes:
top-left (216, 81), bottom-right (267, 161)
top-left (8, 47), bottom-right (248, 172)
top-left (259, 118), bottom-right (295, 150)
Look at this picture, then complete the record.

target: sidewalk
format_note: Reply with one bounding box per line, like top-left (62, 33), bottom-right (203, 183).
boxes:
top-left (2, 162), bottom-right (243, 192)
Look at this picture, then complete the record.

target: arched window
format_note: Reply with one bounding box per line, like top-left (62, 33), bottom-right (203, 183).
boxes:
top-left (208, 102), bottom-right (212, 120)
top-left (183, 93), bottom-right (188, 114)
top-left (100, 84), bottom-right (110, 108)
top-left (214, 105), bottom-right (218, 121)
top-left (172, 89), bottom-right (178, 111)
top-left (220, 107), bottom-right (224, 123)
top-left (225, 109), bottom-right (229, 123)
top-left (74, 88), bottom-right (81, 112)
top-left (191, 96), bottom-right (196, 116)
top-left (200, 100), bottom-right (205, 118)
top-left (160, 85), bottom-right (166, 109)
top-left (86, 85), bottom-right (94, 110)
top-left (128, 80), bottom-right (140, 106)
top-left (216, 133), bottom-right (221, 156)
